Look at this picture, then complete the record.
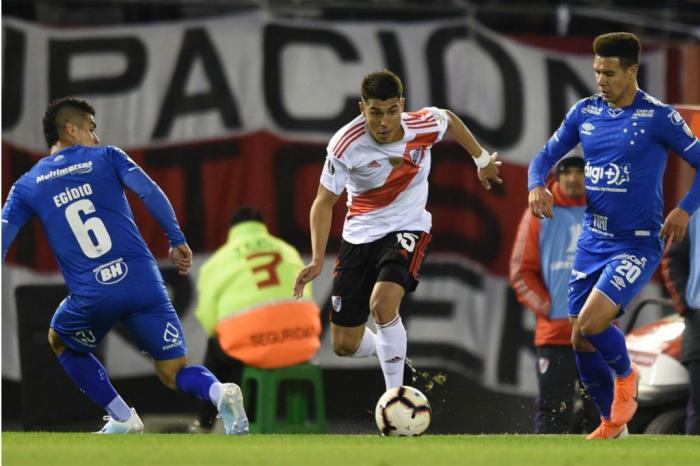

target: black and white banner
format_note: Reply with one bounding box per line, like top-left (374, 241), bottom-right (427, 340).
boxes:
top-left (2, 13), bottom-right (671, 395)
top-left (3, 13), bottom-right (666, 160)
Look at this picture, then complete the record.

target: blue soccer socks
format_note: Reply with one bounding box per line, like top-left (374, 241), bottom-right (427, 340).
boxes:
top-left (175, 365), bottom-right (220, 404)
top-left (584, 325), bottom-right (633, 377)
top-left (575, 350), bottom-right (614, 419)
top-left (58, 349), bottom-right (131, 421)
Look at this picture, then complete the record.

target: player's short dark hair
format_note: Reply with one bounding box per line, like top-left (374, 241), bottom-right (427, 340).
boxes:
top-left (229, 206), bottom-right (265, 227)
top-left (556, 156), bottom-right (585, 176)
top-left (43, 97), bottom-right (96, 148)
top-left (361, 70), bottom-right (403, 102)
top-left (593, 32), bottom-right (641, 68)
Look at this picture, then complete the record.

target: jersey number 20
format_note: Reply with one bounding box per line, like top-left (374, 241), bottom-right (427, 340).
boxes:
top-left (65, 199), bottom-right (113, 258)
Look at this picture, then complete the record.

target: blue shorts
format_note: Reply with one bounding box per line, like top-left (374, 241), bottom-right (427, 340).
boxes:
top-left (568, 232), bottom-right (662, 318)
top-left (50, 284), bottom-right (187, 360)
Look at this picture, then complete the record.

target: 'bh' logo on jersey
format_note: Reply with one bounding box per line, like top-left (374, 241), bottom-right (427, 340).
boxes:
top-left (94, 258), bottom-right (128, 285)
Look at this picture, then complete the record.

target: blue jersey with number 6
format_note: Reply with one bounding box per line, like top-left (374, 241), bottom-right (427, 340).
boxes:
top-left (2, 145), bottom-right (185, 302)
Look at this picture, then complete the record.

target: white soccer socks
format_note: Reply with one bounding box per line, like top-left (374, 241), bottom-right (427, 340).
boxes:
top-left (375, 316), bottom-right (407, 390)
top-left (350, 327), bottom-right (378, 358)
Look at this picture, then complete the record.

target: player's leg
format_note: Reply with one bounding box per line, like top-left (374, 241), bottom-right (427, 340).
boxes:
top-left (580, 249), bottom-right (660, 427)
top-left (329, 238), bottom-right (379, 358)
top-left (534, 345), bottom-right (577, 433)
top-left (568, 264), bottom-right (619, 438)
top-left (576, 292), bottom-right (637, 439)
top-left (372, 231), bottom-right (431, 390)
top-left (48, 328), bottom-right (142, 432)
top-left (194, 337), bottom-right (244, 432)
top-left (570, 317), bottom-right (614, 421)
top-left (331, 323), bottom-right (374, 356)
top-left (687, 360), bottom-right (700, 435)
top-left (370, 281), bottom-right (406, 390)
top-left (49, 301), bottom-right (143, 433)
top-left (125, 305), bottom-right (248, 434)
top-left (682, 309), bottom-right (700, 434)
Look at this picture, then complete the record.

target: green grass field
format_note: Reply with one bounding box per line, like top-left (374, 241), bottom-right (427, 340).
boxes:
top-left (3, 433), bottom-right (700, 466)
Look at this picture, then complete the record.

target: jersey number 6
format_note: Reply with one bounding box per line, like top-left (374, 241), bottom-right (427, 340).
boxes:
top-left (64, 199), bottom-right (113, 259)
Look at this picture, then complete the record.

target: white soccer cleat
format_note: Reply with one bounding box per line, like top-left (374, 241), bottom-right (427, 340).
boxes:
top-left (217, 383), bottom-right (249, 435)
top-left (96, 408), bottom-right (144, 434)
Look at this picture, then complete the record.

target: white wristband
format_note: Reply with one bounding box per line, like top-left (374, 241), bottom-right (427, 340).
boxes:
top-left (473, 148), bottom-right (490, 169)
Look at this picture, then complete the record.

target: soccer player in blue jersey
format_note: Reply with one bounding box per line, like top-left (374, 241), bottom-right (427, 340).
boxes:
top-left (528, 32), bottom-right (700, 439)
top-left (2, 97), bottom-right (248, 434)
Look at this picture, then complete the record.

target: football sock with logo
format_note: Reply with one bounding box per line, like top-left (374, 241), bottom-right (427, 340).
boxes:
top-left (583, 325), bottom-right (633, 377)
top-left (175, 365), bottom-right (220, 405)
top-left (575, 350), bottom-right (614, 419)
top-left (375, 315), bottom-right (407, 390)
top-left (349, 327), bottom-right (378, 358)
top-left (58, 349), bottom-right (132, 422)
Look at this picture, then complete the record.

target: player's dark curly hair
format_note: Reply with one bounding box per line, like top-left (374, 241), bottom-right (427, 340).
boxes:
top-left (361, 69), bottom-right (403, 102)
top-left (42, 97), bottom-right (95, 148)
top-left (593, 32), bottom-right (641, 68)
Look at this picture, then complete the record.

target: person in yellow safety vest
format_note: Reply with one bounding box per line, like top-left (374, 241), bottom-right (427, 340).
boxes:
top-left (193, 206), bottom-right (321, 431)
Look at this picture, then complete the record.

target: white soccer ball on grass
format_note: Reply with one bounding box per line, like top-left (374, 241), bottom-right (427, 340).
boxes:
top-left (374, 386), bottom-right (431, 436)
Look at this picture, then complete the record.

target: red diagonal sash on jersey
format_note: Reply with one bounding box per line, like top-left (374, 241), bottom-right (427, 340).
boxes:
top-left (348, 131), bottom-right (439, 218)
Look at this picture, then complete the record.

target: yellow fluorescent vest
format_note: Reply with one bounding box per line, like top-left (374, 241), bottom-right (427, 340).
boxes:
top-left (195, 221), bottom-right (320, 368)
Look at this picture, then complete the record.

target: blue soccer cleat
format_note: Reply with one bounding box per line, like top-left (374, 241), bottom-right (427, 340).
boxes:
top-left (217, 383), bottom-right (249, 435)
top-left (96, 408), bottom-right (144, 434)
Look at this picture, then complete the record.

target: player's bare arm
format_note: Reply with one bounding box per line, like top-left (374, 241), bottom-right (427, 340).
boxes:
top-left (661, 207), bottom-right (690, 242)
top-left (528, 185), bottom-right (554, 219)
top-left (293, 184), bottom-right (340, 298)
top-left (444, 110), bottom-right (503, 190)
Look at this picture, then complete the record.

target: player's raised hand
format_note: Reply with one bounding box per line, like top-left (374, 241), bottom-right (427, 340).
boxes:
top-left (169, 243), bottom-right (193, 275)
top-left (294, 261), bottom-right (323, 299)
top-left (661, 207), bottom-right (690, 242)
top-left (529, 185), bottom-right (554, 219)
top-left (477, 153), bottom-right (503, 190)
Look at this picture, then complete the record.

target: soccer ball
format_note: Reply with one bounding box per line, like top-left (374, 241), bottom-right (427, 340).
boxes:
top-left (374, 386), bottom-right (432, 436)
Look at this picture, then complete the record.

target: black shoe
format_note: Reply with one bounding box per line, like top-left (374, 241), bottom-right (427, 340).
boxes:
top-left (403, 357), bottom-right (418, 386)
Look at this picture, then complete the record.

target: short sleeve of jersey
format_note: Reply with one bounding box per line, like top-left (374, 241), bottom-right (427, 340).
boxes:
top-left (319, 155), bottom-right (349, 195)
top-left (416, 107), bottom-right (450, 144)
top-left (2, 179), bottom-right (33, 229)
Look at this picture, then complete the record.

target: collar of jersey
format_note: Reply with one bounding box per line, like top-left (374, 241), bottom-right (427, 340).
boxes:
top-left (602, 89), bottom-right (643, 112)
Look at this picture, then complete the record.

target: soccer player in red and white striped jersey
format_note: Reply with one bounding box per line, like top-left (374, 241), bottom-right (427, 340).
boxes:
top-left (293, 69), bottom-right (501, 391)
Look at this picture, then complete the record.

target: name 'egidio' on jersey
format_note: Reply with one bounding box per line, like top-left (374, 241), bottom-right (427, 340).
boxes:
top-left (320, 107), bottom-right (449, 244)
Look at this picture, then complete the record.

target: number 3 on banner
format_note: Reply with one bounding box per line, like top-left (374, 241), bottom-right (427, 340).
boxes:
top-left (64, 199), bottom-right (113, 259)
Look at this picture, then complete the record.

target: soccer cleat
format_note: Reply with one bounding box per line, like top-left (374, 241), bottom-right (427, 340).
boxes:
top-left (96, 408), bottom-right (144, 434)
top-left (586, 418), bottom-right (628, 439)
top-left (610, 362), bottom-right (639, 426)
top-left (217, 383), bottom-right (249, 435)
top-left (403, 357), bottom-right (418, 386)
